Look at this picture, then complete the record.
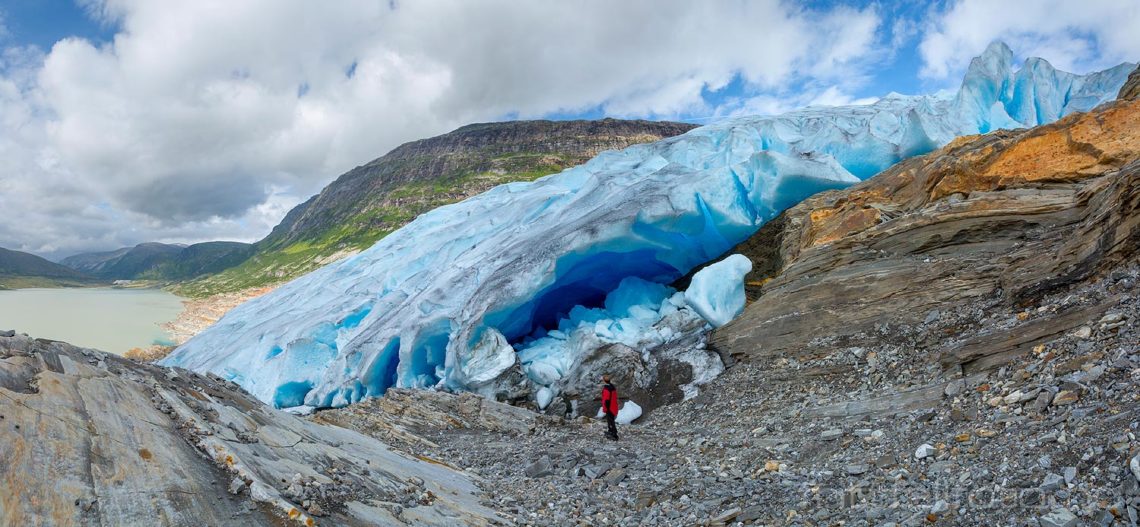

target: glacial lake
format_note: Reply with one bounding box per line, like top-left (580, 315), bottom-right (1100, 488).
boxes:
top-left (0, 287), bottom-right (185, 355)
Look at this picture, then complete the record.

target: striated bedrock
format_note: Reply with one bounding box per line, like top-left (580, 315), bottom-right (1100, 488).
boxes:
top-left (0, 334), bottom-right (500, 526)
top-left (163, 42), bottom-right (1134, 411)
top-left (712, 89), bottom-right (1140, 371)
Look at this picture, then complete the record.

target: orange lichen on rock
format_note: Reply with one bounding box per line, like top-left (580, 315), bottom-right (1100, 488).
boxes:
top-left (981, 130), bottom-right (1098, 183)
top-left (1067, 99), bottom-right (1140, 163)
top-left (805, 206), bottom-right (882, 248)
top-left (980, 99), bottom-right (1140, 184)
top-left (124, 345), bottom-right (174, 362)
top-left (944, 133), bottom-right (983, 150)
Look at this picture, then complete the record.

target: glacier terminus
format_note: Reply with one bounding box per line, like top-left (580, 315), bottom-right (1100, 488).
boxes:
top-left (162, 42), bottom-right (1136, 412)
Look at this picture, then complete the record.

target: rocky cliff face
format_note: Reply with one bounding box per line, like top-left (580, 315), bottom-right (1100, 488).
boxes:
top-left (1119, 65), bottom-right (1140, 102)
top-left (711, 90), bottom-right (1140, 369)
top-left (0, 334), bottom-right (501, 526)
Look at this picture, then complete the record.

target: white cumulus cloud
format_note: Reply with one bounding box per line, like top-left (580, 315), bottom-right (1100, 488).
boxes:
top-left (0, 0), bottom-right (889, 258)
top-left (919, 0), bottom-right (1140, 80)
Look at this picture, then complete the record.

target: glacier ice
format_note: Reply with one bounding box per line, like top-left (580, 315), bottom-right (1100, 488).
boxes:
top-left (162, 42), bottom-right (1135, 409)
top-left (515, 273), bottom-right (742, 399)
top-left (596, 400), bottom-right (643, 425)
top-left (616, 401), bottom-right (643, 425)
top-left (684, 254), bottom-right (752, 328)
top-left (535, 386), bottom-right (554, 410)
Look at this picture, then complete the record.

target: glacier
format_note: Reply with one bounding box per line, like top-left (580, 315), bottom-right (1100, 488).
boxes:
top-left (597, 401), bottom-right (644, 425)
top-left (684, 255), bottom-right (752, 328)
top-left (515, 275), bottom-right (725, 405)
top-left (162, 42), bottom-right (1135, 410)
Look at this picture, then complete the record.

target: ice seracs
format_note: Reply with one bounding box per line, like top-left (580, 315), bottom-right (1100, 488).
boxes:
top-left (162, 42), bottom-right (1135, 410)
top-left (684, 254), bottom-right (752, 328)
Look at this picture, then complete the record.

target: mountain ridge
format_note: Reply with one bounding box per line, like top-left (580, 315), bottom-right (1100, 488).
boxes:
top-left (174, 118), bottom-right (698, 296)
top-left (61, 241), bottom-right (254, 281)
top-left (0, 247), bottom-right (99, 289)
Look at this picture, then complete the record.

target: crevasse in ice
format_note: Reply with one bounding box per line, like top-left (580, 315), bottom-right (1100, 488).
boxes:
top-left (161, 42), bottom-right (1135, 409)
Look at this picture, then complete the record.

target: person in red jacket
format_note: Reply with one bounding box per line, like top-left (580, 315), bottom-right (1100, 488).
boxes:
top-left (600, 374), bottom-right (619, 441)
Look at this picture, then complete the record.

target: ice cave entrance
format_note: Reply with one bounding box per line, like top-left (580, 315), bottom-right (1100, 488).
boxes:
top-left (488, 248), bottom-right (685, 344)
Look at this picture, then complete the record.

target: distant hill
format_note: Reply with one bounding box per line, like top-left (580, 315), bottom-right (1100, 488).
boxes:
top-left (176, 118), bottom-right (697, 296)
top-left (143, 241), bottom-right (255, 281)
top-left (61, 241), bottom-right (253, 281)
top-left (62, 242), bottom-right (184, 278)
top-left (0, 247), bottom-right (100, 289)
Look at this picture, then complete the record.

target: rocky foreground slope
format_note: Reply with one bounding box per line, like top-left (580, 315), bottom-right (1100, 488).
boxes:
top-left (0, 334), bottom-right (501, 526)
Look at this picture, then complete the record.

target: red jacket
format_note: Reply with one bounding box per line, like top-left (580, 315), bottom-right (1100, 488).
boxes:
top-left (601, 383), bottom-right (619, 416)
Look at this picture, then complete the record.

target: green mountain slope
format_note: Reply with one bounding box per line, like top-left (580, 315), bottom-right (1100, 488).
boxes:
top-left (62, 241), bottom-right (253, 282)
top-left (62, 242), bottom-right (184, 278)
top-left (175, 118), bottom-right (696, 297)
top-left (0, 247), bottom-right (100, 289)
top-left (141, 242), bottom-right (256, 281)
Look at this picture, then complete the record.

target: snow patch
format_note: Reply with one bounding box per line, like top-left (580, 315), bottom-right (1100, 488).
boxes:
top-left (617, 401), bottom-right (643, 425)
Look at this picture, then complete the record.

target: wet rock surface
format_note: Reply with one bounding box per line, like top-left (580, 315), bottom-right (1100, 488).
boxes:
top-left (0, 336), bottom-right (501, 526)
top-left (1119, 65), bottom-right (1140, 102)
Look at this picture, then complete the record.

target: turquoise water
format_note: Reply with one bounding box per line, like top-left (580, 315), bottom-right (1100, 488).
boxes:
top-left (0, 287), bottom-right (184, 355)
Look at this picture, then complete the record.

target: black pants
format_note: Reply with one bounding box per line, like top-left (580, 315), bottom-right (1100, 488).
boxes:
top-left (605, 413), bottom-right (619, 440)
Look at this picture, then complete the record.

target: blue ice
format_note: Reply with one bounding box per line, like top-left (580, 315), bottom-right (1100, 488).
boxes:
top-left (162, 43), bottom-right (1135, 408)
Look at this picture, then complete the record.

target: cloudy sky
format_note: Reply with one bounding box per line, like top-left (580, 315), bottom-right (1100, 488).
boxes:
top-left (1, 0), bottom-right (1137, 259)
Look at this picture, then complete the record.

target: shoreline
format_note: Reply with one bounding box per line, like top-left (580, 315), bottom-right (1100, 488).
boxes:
top-left (0, 283), bottom-right (274, 361)
top-left (161, 285), bottom-right (277, 346)
top-left (0, 286), bottom-right (184, 356)
top-left (127, 286), bottom-right (275, 361)
top-left (0, 280), bottom-right (169, 292)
